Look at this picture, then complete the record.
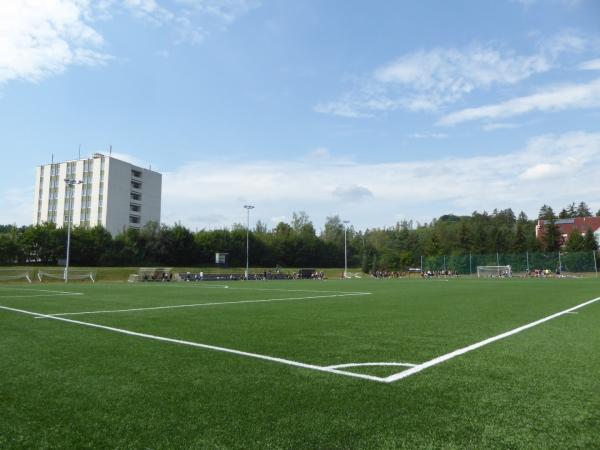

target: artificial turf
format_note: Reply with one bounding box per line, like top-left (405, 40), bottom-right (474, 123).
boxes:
top-left (0, 277), bottom-right (599, 449)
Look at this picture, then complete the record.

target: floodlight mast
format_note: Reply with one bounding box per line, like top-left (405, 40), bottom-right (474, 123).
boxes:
top-left (244, 205), bottom-right (255, 280)
top-left (343, 220), bottom-right (350, 278)
top-left (64, 178), bottom-right (82, 283)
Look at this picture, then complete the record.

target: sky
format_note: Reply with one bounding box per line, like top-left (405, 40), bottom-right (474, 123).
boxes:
top-left (1, 0), bottom-right (600, 231)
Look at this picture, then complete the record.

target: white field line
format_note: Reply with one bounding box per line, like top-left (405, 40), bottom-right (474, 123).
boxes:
top-left (326, 362), bottom-right (417, 370)
top-left (0, 287), bottom-right (83, 295)
top-left (36, 292), bottom-right (371, 318)
top-left (0, 304), bottom-right (387, 383)
top-left (164, 284), bottom-right (372, 295)
top-left (384, 295), bottom-right (600, 383)
top-left (0, 293), bottom-right (83, 299)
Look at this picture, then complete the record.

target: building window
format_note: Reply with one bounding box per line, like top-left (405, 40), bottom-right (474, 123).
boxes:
top-left (130, 203), bottom-right (141, 212)
top-left (131, 180), bottom-right (142, 189)
top-left (131, 169), bottom-right (142, 178)
top-left (129, 215), bottom-right (140, 224)
top-left (130, 192), bottom-right (142, 201)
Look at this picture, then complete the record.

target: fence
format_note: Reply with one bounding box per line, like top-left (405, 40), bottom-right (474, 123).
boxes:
top-left (420, 251), bottom-right (598, 276)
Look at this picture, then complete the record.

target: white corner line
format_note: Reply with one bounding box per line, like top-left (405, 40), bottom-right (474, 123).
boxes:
top-left (0, 303), bottom-right (387, 384)
top-left (36, 292), bottom-right (371, 318)
top-left (325, 362), bottom-right (417, 370)
top-left (384, 295), bottom-right (600, 383)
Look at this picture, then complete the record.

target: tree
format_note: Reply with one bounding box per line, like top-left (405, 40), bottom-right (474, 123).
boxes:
top-left (542, 217), bottom-right (562, 251)
top-left (513, 221), bottom-right (528, 253)
top-left (566, 202), bottom-right (577, 218)
top-left (576, 202), bottom-right (592, 217)
top-left (565, 229), bottom-right (585, 252)
top-left (583, 228), bottom-right (599, 251)
top-left (538, 205), bottom-right (555, 220)
top-left (596, 209), bottom-right (600, 217)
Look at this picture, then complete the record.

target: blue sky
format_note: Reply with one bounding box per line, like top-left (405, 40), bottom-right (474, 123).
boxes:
top-left (1, 0), bottom-right (600, 231)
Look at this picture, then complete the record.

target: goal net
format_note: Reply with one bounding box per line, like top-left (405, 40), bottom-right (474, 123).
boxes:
top-left (137, 267), bottom-right (173, 282)
top-left (477, 265), bottom-right (512, 278)
top-left (37, 269), bottom-right (96, 282)
top-left (0, 268), bottom-right (32, 283)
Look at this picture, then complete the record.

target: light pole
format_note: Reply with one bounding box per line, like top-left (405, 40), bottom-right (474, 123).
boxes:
top-left (343, 220), bottom-right (350, 278)
top-left (64, 178), bottom-right (82, 283)
top-left (243, 205), bottom-right (255, 280)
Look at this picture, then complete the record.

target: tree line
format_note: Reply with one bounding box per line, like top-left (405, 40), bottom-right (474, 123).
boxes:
top-left (0, 203), bottom-right (598, 271)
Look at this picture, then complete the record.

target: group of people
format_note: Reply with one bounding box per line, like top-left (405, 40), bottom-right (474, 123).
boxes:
top-left (422, 270), bottom-right (459, 278)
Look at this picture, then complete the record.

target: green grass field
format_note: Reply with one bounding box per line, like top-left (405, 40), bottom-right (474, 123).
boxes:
top-left (1, 277), bottom-right (599, 449)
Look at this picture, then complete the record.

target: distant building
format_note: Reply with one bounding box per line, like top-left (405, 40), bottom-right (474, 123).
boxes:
top-left (536, 217), bottom-right (600, 246)
top-left (33, 153), bottom-right (161, 235)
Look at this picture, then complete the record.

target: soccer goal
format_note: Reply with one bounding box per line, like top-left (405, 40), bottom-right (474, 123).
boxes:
top-left (0, 268), bottom-right (32, 283)
top-left (37, 269), bottom-right (96, 283)
top-left (477, 265), bottom-right (512, 278)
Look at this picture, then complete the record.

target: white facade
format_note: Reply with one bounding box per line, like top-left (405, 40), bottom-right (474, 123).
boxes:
top-left (33, 154), bottom-right (161, 235)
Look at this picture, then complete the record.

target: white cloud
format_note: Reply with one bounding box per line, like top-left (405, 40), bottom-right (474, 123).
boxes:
top-left (158, 132), bottom-right (600, 230)
top-left (579, 59), bottom-right (600, 71)
top-left (482, 122), bottom-right (520, 131)
top-left (314, 34), bottom-right (587, 118)
top-left (0, 0), bottom-right (258, 86)
top-left (0, 0), bottom-right (110, 84)
top-left (306, 147), bottom-right (331, 160)
top-left (331, 185), bottom-right (373, 202)
top-left (439, 78), bottom-right (600, 125)
top-left (409, 132), bottom-right (448, 139)
top-left (519, 163), bottom-right (563, 180)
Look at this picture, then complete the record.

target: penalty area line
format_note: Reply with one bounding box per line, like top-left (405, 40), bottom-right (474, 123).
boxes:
top-left (36, 292), bottom-right (371, 318)
top-left (384, 295), bottom-right (600, 383)
top-left (0, 303), bottom-right (386, 384)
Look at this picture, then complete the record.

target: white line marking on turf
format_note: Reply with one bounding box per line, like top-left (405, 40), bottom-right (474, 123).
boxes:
top-left (1, 293), bottom-right (83, 299)
top-left (325, 362), bottom-right (417, 370)
top-left (0, 288), bottom-right (83, 295)
top-left (384, 296), bottom-right (600, 383)
top-left (145, 283), bottom-right (372, 295)
top-left (0, 304), bottom-right (387, 384)
top-left (36, 292), bottom-right (371, 318)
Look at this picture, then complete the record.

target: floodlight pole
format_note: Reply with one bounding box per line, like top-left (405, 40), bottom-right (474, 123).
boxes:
top-left (593, 250), bottom-right (598, 278)
top-left (243, 205), bottom-right (254, 280)
top-left (343, 220), bottom-right (350, 278)
top-left (64, 179), bottom-right (82, 283)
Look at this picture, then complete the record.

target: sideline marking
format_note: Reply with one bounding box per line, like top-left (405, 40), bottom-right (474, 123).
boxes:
top-left (37, 292), bottom-right (371, 318)
top-left (384, 296), bottom-right (600, 383)
top-left (0, 304), bottom-right (386, 384)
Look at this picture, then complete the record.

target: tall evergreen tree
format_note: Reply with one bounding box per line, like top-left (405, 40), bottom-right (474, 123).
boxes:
top-left (513, 221), bottom-right (528, 253)
top-left (542, 217), bottom-right (562, 251)
top-left (538, 205), bottom-right (555, 220)
top-left (576, 202), bottom-right (592, 217)
top-left (583, 228), bottom-right (599, 251)
top-left (565, 229), bottom-right (585, 252)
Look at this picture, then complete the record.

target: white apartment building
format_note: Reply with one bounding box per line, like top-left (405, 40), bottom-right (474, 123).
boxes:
top-left (33, 154), bottom-right (162, 235)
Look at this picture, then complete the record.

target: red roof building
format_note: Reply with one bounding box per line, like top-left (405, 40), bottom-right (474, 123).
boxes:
top-left (536, 216), bottom-right (600, 245)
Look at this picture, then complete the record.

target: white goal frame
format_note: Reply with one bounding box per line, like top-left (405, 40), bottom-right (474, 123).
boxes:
top-left (0, 268), bottom-right (32, 283)
top-left (476, 265), bottom-right (512, 278)
top-left (37, 269), bottom-right (96, 283)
